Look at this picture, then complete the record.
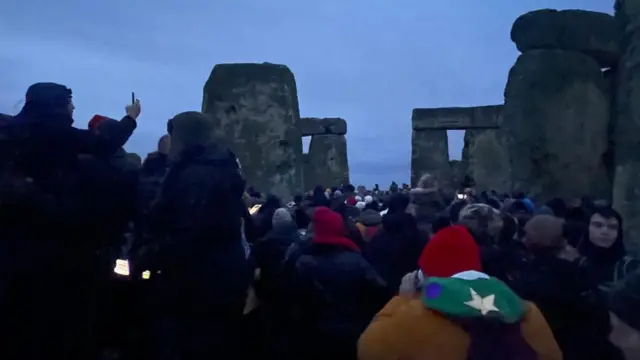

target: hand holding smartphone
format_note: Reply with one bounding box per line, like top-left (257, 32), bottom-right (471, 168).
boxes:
top-left (126, 92), bottom-right (141, 120)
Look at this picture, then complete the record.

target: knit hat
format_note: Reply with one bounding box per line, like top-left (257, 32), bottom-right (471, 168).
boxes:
top-left (346, 195), bottom-right (357, 206)
top-left (88, 114), bottom-right (109, 130)
top-left (418, 225), bottom-right (482, 278)
top-left (272, 208), bottom-right (293, 227)
top-left (523, 214), bottom-right (565, 251)
top-left (458, 203), bottom-right (503, 241)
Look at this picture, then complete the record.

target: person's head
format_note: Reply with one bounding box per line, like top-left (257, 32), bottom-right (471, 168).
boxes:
top-left (417, 173), bottom-right (438, 190)
top-left (17, 82), bottom-right (74, 126)
top-left (126, 153), bottom-right (142, 169)
top-left (523, 215), bottom-right (566, 254)
top-left (545, 198), bottom-right (567, 218)
top-left (587, 206), bottom-right (622, 249)
top-left (88, 115), bottom-right (110, 132)
top-left (158, 134), bottom-right (171, 155)
top-left (343, 184), bottom-right (356, 195)
top-left (272, 208), bottom-right (293, 228)
top-left (418, 225), bottom-right (482, 277)
top-left (457, 203), bottom-right (504, 245)
top-left (167, 111), bottom-right (215, 161)
top-left (386, 193), bottom-right (410, 215)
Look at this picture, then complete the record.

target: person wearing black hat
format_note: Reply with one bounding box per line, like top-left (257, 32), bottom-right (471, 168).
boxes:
top-left (0, 82), bottom-right (141, 359)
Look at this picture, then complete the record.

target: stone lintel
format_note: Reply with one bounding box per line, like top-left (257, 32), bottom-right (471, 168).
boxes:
top-left (412, 105), bottom-right (503, 130)
top-left (300, 117), bottom-right (347, 136)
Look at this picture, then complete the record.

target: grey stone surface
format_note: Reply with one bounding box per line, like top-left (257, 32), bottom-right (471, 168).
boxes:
top-left (503, 49), bottom-right (610, 202)
top-left (511, 9), bottom-right (619, 67)
top-left (412, 105), bottom-right (502, 131)
top-left (202, 62), bottom-right (303, 200)
top-left (463, 129), bottom-right (511, 193)
top-left (305, 134), bottom-right (349, 189)
top-left (300, 117), bottom-right (347, 136)
top-left (411, 129), bottom-right (450, 187)
top-left (613, 0), bottom-right (640, 253)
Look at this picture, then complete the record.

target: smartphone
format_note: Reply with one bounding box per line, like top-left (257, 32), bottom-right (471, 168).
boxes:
top-left (131, 92), bottom-right (135, 105)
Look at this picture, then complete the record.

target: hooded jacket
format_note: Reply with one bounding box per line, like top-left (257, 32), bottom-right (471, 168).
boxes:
top-left (291, 207), bottom-right (391, 347)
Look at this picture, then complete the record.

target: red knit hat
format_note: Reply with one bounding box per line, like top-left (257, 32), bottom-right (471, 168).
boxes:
top-left (346, 196), bottom-right (357, 206)
top-left (417, 225), bottom-right (482, 278)
top-left (88, 114), bottom-right (109, 130)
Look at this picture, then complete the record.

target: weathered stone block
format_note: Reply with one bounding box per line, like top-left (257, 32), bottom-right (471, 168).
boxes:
top-left (300, 117), bottom-right (347, 136)
top-left (305, 134), bottom-right (349, 189)
top-left (411, 129), bottom-right (450, 187)
top-left (511, 9), bottom-right (619, 67)
top-left (613, 0), bottom-right (640, 254)
top-left (412, 105), bottom-right (502, 131)
top-left (202, 62), bottom-right (303, 200)
top-left (463, 129), bottom-right (511, 193)
top-left (503, 49), bottom-right (610, 202)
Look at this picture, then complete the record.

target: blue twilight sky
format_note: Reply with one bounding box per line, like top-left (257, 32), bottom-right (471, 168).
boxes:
top-left (0, 0), bottom-right (612, 187)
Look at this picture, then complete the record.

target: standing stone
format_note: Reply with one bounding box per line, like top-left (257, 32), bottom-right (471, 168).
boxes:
top-left (202, 63), bottom-right (303, 200)
top-left (503, 49), bottom-right (610, 201)
top-left (463, 129), bottom-right (511, 193)
top-left (306, 134), bottom-right (349, 189)
top-left (411, 129), bottom-right (450, 187)
top-left (614, 0), bottom-right (640, 253)
top-left (449, 160), bottom-right (465, 189)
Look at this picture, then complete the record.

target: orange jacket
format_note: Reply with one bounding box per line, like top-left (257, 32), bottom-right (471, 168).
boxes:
top-left (358, 295), bottom-right (562, 360)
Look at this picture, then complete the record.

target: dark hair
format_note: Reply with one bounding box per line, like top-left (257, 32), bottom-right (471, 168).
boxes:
top-left (449, 200), bottom-right (467, 222)
top-left (546, 198), bottom-right (567, 218)
top-left (578, 206), bottom-right (625, 262)
top-left (387, 193), bottom-right (410, 214)
top-left (486, 197), bottom-right (501, 210)
top-left (565, 206), bottom-right (588, 223)
top-left (431, 215), bottom-right (451, 235)
top-left (508, 200), bottom-right (529, 214)
top-left (498, 213), bottom-right (518, 246)
top-left (343, 184), bottom-right (355, 193)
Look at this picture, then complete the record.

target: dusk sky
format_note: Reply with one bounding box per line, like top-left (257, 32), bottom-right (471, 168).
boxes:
top-left (1, 0), bottom-right (612, 186)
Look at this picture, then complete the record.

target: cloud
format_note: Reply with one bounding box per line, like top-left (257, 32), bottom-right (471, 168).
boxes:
top-left (0, 0), bottom-right (614, 186)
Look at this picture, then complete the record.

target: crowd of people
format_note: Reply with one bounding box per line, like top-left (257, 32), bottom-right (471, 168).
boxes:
top-left (0, 82), bottom-right (639, 360)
